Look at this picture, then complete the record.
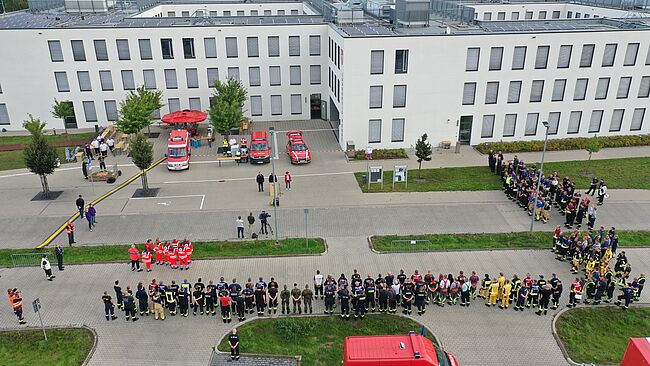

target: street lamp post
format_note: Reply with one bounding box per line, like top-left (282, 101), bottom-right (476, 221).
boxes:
top-left (269, 127), bottom-right (280, 246)
top-left (530, 121), bottom-right (550, 232)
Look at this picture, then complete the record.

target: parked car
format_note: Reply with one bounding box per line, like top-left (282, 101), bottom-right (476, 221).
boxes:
top-left (249, 130), bottom-right (271, 164)
top-left (286, 138), bottom-right (311, 164)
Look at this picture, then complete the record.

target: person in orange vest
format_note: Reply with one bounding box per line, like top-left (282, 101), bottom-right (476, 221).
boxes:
top-left (178, 246), bottom-right (188, 270)
top-left (142, 250), bottom-right (152, 272)
top-left (154, 241), bottom-right (163, 265)
top-left (8, 288), bottom-right (26, 324)
top-left (163, 243), bottom-right (170, 266)
top-left (145, 239), bottom-right (154, 254)
top-left (66, 221), bottom-right (76, 246)
top-left (171, 238), bottom-right (179, 251)
top-left (128, 244), bottom-right (142, 272)
top-left (169, 247), bottom-right (178, 269)
top-left (185, 240), bottom-right (194, 264)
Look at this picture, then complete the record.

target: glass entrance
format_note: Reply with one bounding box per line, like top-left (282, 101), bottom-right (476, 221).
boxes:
top-left (458, 116), bottom-right (473, 145)
top-left (63, 101), bottom-right (77, 129)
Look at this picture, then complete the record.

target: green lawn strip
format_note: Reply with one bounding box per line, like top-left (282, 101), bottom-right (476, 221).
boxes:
top-left (0, 328), bottom-right (94, 366)
top-left (355, 157), bottom-right (650, 192)
top-left (217, 314), bottom-right (437, 366)
top-left (0, 238), bottom-right (325, 266)
top-left (0, 132), bottom-right (96, 146)
top-left (371, 231), bottom-right (650, 252)
top-left (556, 307), bottom-right (650, 364)
top-left (0, 147), bottom-right (70, 172)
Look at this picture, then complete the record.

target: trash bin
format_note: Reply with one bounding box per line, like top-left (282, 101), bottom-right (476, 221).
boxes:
top-left (361, 175), bottom-right (367, 185)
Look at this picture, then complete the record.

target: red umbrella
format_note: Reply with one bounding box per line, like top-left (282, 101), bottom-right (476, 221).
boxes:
top-left (161, 109), bottom-right (208, 124)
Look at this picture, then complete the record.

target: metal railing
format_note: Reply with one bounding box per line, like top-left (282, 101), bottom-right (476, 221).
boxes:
top-left (11, 252), bottom-right (52, 267)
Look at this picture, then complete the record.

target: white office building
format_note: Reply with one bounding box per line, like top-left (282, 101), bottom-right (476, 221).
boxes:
top-left (0, 0), bottom-right (649, 149)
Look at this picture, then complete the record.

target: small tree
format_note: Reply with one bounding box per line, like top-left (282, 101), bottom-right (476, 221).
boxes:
top-left (117, 86), bottom-right (163, 135)
top-left (23, 115), bottom-right (59, 198)
top-left (415, 133), bottom-right (433, 178)
top-left (208, 78), bottom-right (248, 134)
top-left (51, 99), bottom-right (74, 133)
top-left (585, 135), bottom-right (602, 161)
top-left (130, 132), bottom-right (154, 192)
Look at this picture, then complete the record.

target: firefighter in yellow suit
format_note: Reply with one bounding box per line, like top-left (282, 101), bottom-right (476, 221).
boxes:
top-left (500, 281), bottom-right (512, 309)
top-left (486, 280), bottom-right (500, 307)
top-left (496, 272), bottom-right (506, 300)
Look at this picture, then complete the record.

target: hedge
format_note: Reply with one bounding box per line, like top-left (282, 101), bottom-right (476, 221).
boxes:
top-left (475, 134), bottom-right (650, 154)
top-left (352, 148), bottom-right (408, 160)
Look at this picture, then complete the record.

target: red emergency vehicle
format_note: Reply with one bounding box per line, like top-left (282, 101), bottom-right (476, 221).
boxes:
top-left (286, 130), bottom-right (311, 164)
top-left (343, 333), bottom-right (458, 366)
top-left (249, 130), bottom-right (271, 164)
top-left (167, 129), bottom-right (191, 170)
top-left (621, 338), bottom-right (650, 366)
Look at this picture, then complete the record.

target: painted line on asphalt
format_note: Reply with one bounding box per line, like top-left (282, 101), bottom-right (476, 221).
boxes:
top-left (36, 156), bottom-right (167, 249)
top-left (129, 194), bottom-right (206, 210)
top-left (162, 171), bottom-right (354, 185)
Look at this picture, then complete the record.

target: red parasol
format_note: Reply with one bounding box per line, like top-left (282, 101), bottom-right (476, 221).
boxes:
top-left (161, 109), bottom-right (208, 124)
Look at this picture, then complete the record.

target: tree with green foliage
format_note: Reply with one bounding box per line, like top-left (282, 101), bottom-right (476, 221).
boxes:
top-left (116, 86), bottom-right (163, 135)
top-left (23, 115), bottom-right (59, 198)
top-left (129, 132), bottom-right (154, 192)
top-left (208, 79), bottom-right (248, 134)
top-left (415, 133), bottom-right (432, 178)
top-left (585, 135), bottom-right (602, 161)
top-left (51, 99), bottom-right (75, 133)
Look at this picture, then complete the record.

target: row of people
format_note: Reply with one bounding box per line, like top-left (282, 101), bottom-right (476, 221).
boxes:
top-left (126, 239), bottom-right (194, 272)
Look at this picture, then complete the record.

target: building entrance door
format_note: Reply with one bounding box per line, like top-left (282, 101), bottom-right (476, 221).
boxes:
top-left (458, 116), bottom-right (473, 145)
top-left (63, 102), bottom-right (77, 129)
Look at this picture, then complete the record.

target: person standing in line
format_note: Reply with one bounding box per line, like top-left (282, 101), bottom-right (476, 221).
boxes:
top-left (65, 221), bottom-right (75, 246)
top-left (8, 289), bottom-right (27, 325)
top-left (114, 280), bottom-right (124, 310)
top-left (488, 150), bottom-right (495, 173)
top-left (85, 206), bottom-right (94, 232)
top-left (597, 181), bottom-right (608, 205)
top-left (99, 140), bottom-right (108, 157)
top-left (91, 138), bottom-right (100, 156)
top-left (268, 173), bottom-right (277, 185)
top-left (84, 143), bottom-right (93, 160)
top-left (246, 212), bottom-right (255, 237)
top-left (81, 154), bottom-right (89, 179)
top-left (259, 210), bottom-right (269, 235)
top-left (75, 195), bottom-right (85, 219)
top-left (122, 290), bottom-right (138, 322)
top-left (41, 255), bottom-right (54, 281)
top-left (99, 156), bottom-right (106, 171)
top-left (55, 245), bottom-right (64, 271)
top-left (587, 205), bottom-right (597, 230)
top-left (314, 270), bottom-right (324, 300)
top-left (284, 171), bottom-right (292, 191)
top-left (107, 137), bottom-right (115, 156)
top-left (128, 244), bottom-right (142, 272)
top-left (228, 328), bottom-right (240, 361)
top-left (102, 291), bottom-right (117, 321)
top-left (236, 216), bottom-right (245, 239)
top-left (256, 172), bottom-right (265, 192)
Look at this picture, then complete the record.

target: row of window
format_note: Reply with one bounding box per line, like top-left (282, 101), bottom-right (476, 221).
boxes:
top-left (53, 65), bottom-right (323, 93)
top-left (329, 67), bottom-right (341, 104)
top-left (466, 42), bottom-right (650, 72)
top-left (165, 9), bottom-right (301, 17)
top-left (368, 118), bottom-right (406, 143)
top-left (479, 108), bottom-right (646, 139)
top-left (480, 9), bottom-right (603, 21)
top-left (47, 35), bottom-right (321, 63)
top-left (370, 50), bottom-right (410, 75)
top-left (249, 94), bottom-right (304, 116)
top-left (369, 85), bottom-right (407, 108)
top-left (329, 37), bottom-right (342, 70)
top-left (462, 76), bottom-right (650, 105)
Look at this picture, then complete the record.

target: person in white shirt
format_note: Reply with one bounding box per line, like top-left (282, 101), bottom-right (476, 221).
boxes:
top-left (41, 255), bottom-right (55, 281)
top-left (99, 141), bottom-right (108, 157)
top-left (107, 138), bottom-right (115, 156)
top-left (314, 270), bottom-right (324, 299)
top-left (91, 139), bottom-right (100, 155)
top-left (236, 216), bottom-right (245, 239)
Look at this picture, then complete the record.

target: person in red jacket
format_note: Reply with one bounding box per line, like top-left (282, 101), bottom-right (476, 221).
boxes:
top-left (178, 246), bottom-right (188, 270)
top-left (145, 239), bottom-right (154, 254)
top-left (169, 247), bottom-right (178, 269)
top-left (184, 240), bottom-right (194, 264)
top-left (219, 291), bottom-right (232, 323)
top-left (128, 244), bottom-right (142, 272)
top-left (142, 250), bottom-right (152, 272)
top-left (154, 241), bottom-right (163, 265)
top-left (163, 243), bottom-right (170, 266)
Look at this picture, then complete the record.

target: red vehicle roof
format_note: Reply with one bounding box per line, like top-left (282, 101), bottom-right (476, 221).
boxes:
top-left (344, 334), bottom-right (439, 366)
top-left (251, 130), bottom-right (268, 141)
top-left (622, 338), bottom-right (650, 366)
top-left (286, 130), bottom-right (303, 140)
top-left (168, 129), bottom-right (189, 146)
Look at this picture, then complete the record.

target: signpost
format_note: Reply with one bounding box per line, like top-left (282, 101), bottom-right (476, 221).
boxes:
top-left (369, 166), bottom-right (384, 190)
top-left (32, 298), bottom-right (47, 341)
top-left (393, 165), bottom-right (408, 189)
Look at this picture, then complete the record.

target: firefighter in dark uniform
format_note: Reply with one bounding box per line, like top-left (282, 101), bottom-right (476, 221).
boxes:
top-left (401, 281), bottom-right (414, 315)
top-left (236, 292), bottom-right (246, 321)
top-left (583, 277), bottom-right (597, 304)
top-left (229, 279), bottom-right (242, 315)
top-left (206, 281), bottom-right (217, 316)
top-left (388, 285), bottom-right (398, 313)
top-left (192, 287), bottom-right (204, 316)
top-left (338, 284), bottom-right (350, 319)
top-left (178, 287), bottom-right (189, 317)
top-left (605, 275), bottom-right (617, 303)
top-left (254, 283), bottom-right (267, 316)
top-left (415, 283), bottom-right (427, 315)
top-left (228, 329), bottom-right (240, 361)
top-left (135, 283), bottom-right (149, 316)
top-left (267, 283), bottom-right (278, 314)
top-left (514, 285), bottom-right (529, 311)
top-left (397, 270), bottom-right (407, 285)
top-left (636, 273), bottom-right (645, 301)
top-left (615, 283), bottom-right (634, 309)
top-left (536, 283), bottom-right (552, 316)
top-left (280, 285), bottom-right (291, 314)
top-left (551, 279), bottom-right (563, 310)
top-left (593, 277), bottom-right (607, 305)
top-left (168, 280), bottom-right (179, 316)
top-left (324, 282), bottom-right (336, 314)
top-left (527, 280), bottom-right (539, 308)
top-left (352, 286), bottom-right (366, 319)
top-left (242, 284), bottom-right (254, 314)
top-left (219, 290), bottom-right (231, 323)
top-left (378, 283), bottom-right (389, 312)
top-left (364, 276), bottom-right (376, 312)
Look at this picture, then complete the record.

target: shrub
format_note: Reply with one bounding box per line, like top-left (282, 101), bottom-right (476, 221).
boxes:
top-left (352, 148), bottom-right (408, 160)
top-left (475, 134), bottom-right (650, 154)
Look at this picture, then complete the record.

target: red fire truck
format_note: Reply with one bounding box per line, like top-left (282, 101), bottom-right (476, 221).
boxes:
top-left (621, 338), bottom-right (650, 366)
top-left (343, 333), bottom-right (458, 366)
top-left (167, 129), bottom-right (191, 170)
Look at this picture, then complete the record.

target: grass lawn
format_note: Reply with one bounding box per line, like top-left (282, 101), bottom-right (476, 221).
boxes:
top-left (355, 157), bottom-right (650, 192)
top-left (0, 147), bottom-right (70, 172)
top-left (556, 307), bottom-right (650, 364)
top-left (0, 238), bottom-right (325, 266)
top-left (0, 328), bottom-right (94, 366)
top-left (217, 314), bottom-right (438, 366)
top-left (371, 231), bottom-right (650, 252)
top-left (0, 132), bottom-right (96, 146)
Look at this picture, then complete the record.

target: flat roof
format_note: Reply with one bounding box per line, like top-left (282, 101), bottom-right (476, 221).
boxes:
top-left (344, 334), bottom-right (437, 363)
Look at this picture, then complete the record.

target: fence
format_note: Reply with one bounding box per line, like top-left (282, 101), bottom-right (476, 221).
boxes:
top-left (11, 252), bottom-right (52, 267)
top-left (389, 240), bottom-right (434, 252)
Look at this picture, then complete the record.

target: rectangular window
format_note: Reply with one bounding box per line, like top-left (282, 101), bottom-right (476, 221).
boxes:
top-left (483, 12), bottom-right (492, 21)
top-left (310, 65), bottom-right (321, 85)
top-left (610, 109), bottom-right (624, 132)
top-left (588, 110), bottom-right (603, 133)
top-left (246, 37), bottom-right (259, 57)
top-left (186, 68), bottom-right (199, 88)
top-left (237, 10), bottom-right (245, 16)
top-left (368, 119), bottom-right (381, 143)
top-left (481, 115), bottom-right (495, 138)
top-left (143, 69), bottom-right (156, 89)
top-left (567, 11), bottom-right (572, 18)
top-left (395, 50), bottom-right (408, 74)
top-left (121, 70), bottom-right (135, 90)
top-left (189, 97), bottom-right (201, 111)
top-left (511, 12), bottom-right (519, 20)
top-left (210, 10), bottom-right (218, 16)
top-left (48, 40), bottom-right (64, 62)
top-left (595, 78), bottom-right (610, 100)
top-left (54, 72), bottom-right (70, 92)
top-left (250, 96), bottom-right (262, 116)
top-left (83, 101), bottom-right (97, 122)
top-left (547, 112), bottom-right (560, 135)
top-left (269, 66), bottom-right (281, 86)
top-left (526, 11), bottom-right (533, 19)
top-left (290, 94), bottom-right (302, 115)
top-left (552, 10), bottom-right (560, 19)
top-left (77, 71), bottom-right (92, 92)
top-left (309, 35), bottom-right (320, 56)
top-left (225, 37), bottom-right (238, 58)
top-left (617, 77), bottom-right (632, 99)
top-left (462, 82), bottom-right (476, 105)
top-left (525, 113), bottom-right (538, 136)
top-left (138, 39), bottom-right (152, 60)
top-left (161, 39), bottom-right (174, 59)
top-left (290, 65), bottom-right (301, 85)
top-left (512, 46), bottom-right (526, 70)
top-left (271, 95), bottom-right (282, 115)
top-left (639, 76), bottom-right (650, 98)
top-left (167, 11), bottom-right (175, 17)
top-left (204, 37), bottom-right (217, 58)
top-left (369, 86), bottom-right (383, 108)
top-left (489, 47), bottom-right (503, 70)
top-left (182, 38), bottom-right (195, 59)
top-left (268, 36), bottom-right (280, 57)
top-left (264, 9), bottom-right (271, 15)
top-left (530, 80), bottom-right (544, 102)
top-left (573, 78), bottom-right (588, 101)
top-left (393, 85), bottom-right (407, 108)
top-left (371, 50), bottom-right (385, 74)
top-left (466, 48), bottom-right (480, 71)
top-left (535, 45), bottom-right (550, 69)
top-left (99, 70), bottom-right (113, 91)
top-left (580, 44), bottom-right (595, 67)
top-left (602, 43), bottom-right (617, 67)
top-left (277, 9), bottom-right (285, 15)
top-left (249, 67), bottom-right (261, 87)
top-left (288, 36), bottom-right (300, 56)
top-left (485, 81), bottom-right (499, 104)
top-left (503, 114), bottom-right (517, 137)
top-left (168, 98), bottom-right (180, 113)
top-left (104, 100), bottom-right (118, 121)
top-left (631, 108), bottom-right (645, 131)
top-left (0, 103), bottom-right (9, 124)
top-left (557, 45), bottom-right (572, 68)
top-left (116, 39), bottom-right (130, 60)
top-left (508, 81), bottom-right (522, 103)
top-left (94, 40), bottom-right (108, 61)
top-left (164, 69), bottom-right (178, 89)
top-left (390, 118), bottom-right (405, 142)
top-left (567, 111), bottom-right (582, 134)
top-left (181, 11), bottom-right (189, 17)
top-left (227, 67), bottom-right (240, 82)
top-left (497, 12), bottom-right (505, 20)
top-left (207, 68), bottom-right (219, 87)
top-left (551, 79), bottom-right (566, 102)
top-left (624, 43), bottom-right (640, 66)
top-left (538, 10), bottom-right (547, 19)
top-left (71, 40), bottom-right (86, 61)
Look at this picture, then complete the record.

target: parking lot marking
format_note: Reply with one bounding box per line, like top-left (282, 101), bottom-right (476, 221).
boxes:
top-left (129, 194), bottom-right (206, 210)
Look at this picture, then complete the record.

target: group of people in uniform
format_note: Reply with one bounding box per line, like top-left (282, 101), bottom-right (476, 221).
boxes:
top-left (552, 226), bottom-right (645, 309)
top-left (128, 238), bottom-right (195, 272)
